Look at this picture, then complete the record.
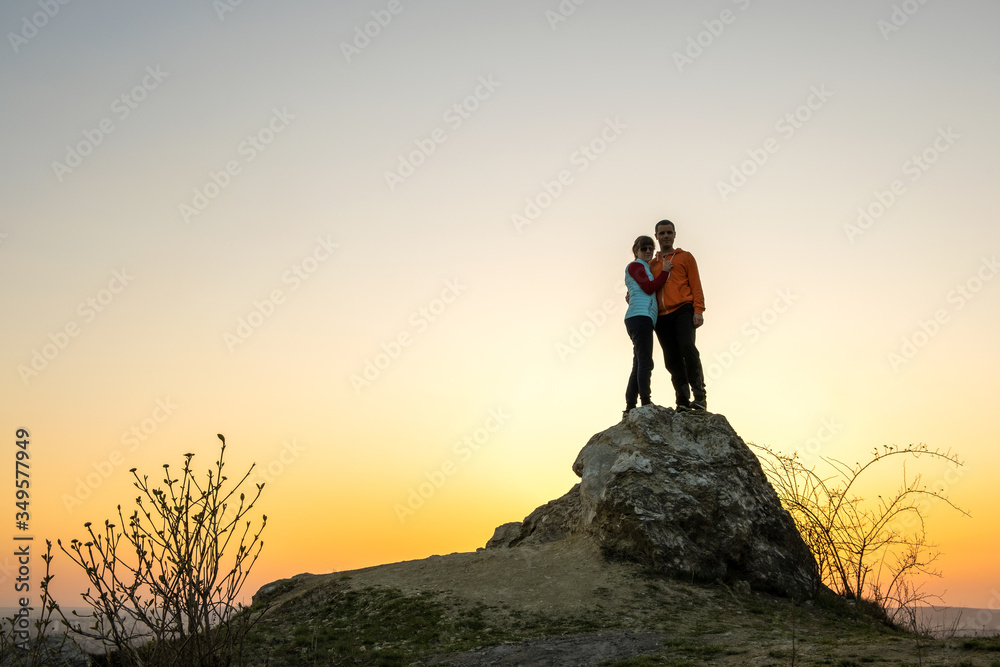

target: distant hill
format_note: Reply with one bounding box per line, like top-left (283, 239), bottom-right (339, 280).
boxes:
top-left (913, 605), bottom-right (1000, 638)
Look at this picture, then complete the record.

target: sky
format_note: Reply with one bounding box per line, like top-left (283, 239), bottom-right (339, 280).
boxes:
top-left (1, 0), bottom-right (998, 612)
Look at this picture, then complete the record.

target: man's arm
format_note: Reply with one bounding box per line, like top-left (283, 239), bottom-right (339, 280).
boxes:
top-left (687, 254), bottom-right (705, 328)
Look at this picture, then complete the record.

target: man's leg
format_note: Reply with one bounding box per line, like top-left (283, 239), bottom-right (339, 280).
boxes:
top-left (672, 303), bottom-right (706, 404)
top-left (655, 311), bottom-right (690, 407)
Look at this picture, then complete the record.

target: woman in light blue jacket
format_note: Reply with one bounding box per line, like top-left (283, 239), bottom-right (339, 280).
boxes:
top-left (623, 235), bottom-right (669, 417)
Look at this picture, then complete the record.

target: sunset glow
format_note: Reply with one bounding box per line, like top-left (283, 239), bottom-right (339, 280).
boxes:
top-left (2, 1), bottom-right (998, 612)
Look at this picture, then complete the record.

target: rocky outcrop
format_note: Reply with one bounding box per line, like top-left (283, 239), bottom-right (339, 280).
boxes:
top-left (486, 405), bottom-right (819, 599)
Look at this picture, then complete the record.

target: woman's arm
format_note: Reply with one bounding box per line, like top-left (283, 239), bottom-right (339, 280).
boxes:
top-left (627, 262), bottom-right (668, 295)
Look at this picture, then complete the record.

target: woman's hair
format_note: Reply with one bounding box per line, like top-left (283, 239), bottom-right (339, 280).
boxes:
top-left (632, 235), bottom-right (655, 257)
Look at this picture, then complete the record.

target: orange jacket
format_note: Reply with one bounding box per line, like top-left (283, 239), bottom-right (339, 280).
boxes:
top-left (649, 248), bottom-right (705, 315)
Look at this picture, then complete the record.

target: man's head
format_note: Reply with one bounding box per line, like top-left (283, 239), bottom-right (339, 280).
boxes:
top-left (655, 220), bottom-right (676, 251)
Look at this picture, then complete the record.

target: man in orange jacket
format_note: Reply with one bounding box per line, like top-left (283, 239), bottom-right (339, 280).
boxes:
top-left (649, 219), bottom-right (707, 411)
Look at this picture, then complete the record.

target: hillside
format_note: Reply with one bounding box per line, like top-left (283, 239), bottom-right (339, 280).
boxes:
top-left (241, 407), bottom-right (999, 665)
top-left (242, 535), bottom-right (1000, 666)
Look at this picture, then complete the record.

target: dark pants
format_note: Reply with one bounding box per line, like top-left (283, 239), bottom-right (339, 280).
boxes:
top-left (654, 302), bottom-right (706, 406)
top-left (625, 316), bottom-right (655, 408)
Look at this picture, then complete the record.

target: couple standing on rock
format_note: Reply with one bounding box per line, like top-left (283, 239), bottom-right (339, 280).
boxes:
top-left (623, 219), bottom-right (706, 417)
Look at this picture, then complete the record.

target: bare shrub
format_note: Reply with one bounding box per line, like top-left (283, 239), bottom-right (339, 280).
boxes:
top-left (751, 442), bottom-right (969, 625)
top-left (52, 433), bottom-right (267, 666)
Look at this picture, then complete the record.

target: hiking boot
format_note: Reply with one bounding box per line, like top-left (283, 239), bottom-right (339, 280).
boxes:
top-left (690, 400), bottom-right (707, 411)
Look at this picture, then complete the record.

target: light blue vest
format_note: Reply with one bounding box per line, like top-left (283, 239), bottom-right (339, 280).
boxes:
top-left (624, 259), bottom-right (659, 322)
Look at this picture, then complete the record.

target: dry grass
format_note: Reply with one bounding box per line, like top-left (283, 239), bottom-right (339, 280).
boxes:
top-left (240, 536), bottom-right (999, 666)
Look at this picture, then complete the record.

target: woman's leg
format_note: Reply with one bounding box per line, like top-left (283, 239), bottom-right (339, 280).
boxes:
top-left (625, 319), bottom-right (640, 409)
top-left (626, 316), bottom-right (655, 406)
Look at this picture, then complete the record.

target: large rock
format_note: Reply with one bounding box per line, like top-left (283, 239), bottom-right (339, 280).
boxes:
top-left (486, 405), bottom-right (819, 599)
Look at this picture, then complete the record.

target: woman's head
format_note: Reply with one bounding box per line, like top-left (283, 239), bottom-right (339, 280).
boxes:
top-left (632, 235), bottom-right (656, 260)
